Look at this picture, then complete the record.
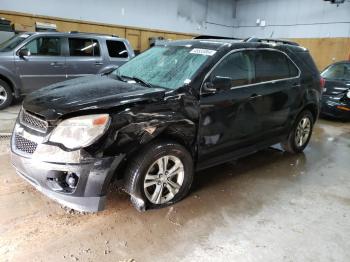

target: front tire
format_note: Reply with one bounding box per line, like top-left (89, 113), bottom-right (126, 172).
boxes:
top-left (281, 110), bottom-right (314, 153)
top-left (0, 80), bottom-right (13, 110)
top-left (124, 140), bottom-right (194, 211)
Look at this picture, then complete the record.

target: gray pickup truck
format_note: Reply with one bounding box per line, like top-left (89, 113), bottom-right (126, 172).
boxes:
top-left (0, 31), bottom-right (135, 109)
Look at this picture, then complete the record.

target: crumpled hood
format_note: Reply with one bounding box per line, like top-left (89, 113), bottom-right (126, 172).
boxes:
top-left (23, 75), bottom-right (166, 121)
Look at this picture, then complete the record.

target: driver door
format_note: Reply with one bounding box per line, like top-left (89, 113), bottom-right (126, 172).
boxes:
top-left (197, 50), bottom-right (264, 164)
top-left (15, 36), bottom-right (66, 94)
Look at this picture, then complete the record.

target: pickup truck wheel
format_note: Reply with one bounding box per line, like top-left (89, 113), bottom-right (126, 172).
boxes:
top-left (0, 80), bottom-right (13, 110)
top-left (281, 110), bottom-right (314, 153)
top-left (124, 140), bottom-right (194, 211)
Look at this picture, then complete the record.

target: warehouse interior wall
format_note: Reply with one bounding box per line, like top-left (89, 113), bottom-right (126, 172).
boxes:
top-left (0, 0), bottom-right (236, 37)
top-left (233, 0), bottom-right (350, 69)
top-left (1, 0), bottom-right (349, 69)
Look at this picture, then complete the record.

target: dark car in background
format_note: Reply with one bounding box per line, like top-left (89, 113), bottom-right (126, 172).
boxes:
top-left (320, 61), bottom-right (350, 120)
top-left (11, 38), bottom-right (321, 212)
top-left (0, 31), bottom-right (135, 109)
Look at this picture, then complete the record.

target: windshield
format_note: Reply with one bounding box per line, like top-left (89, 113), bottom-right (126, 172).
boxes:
top-left (0, 34), bottom-right (31, 52)
top-left (321, 63), bottom-right (350, 81)
top-left (113, 46), bottom-right (213, 89)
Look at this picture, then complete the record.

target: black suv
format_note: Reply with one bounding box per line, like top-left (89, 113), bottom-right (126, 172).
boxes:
top-left (320, 61), bottom-right (350, 120)
top-left (11, 38), bottom-right (321, 212)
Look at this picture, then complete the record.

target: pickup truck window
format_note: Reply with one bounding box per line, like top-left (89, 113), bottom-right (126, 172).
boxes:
top-left (23, 37), bottom-right (61, 56)
top-left (69, 38), bottom-right (100, 57)
top-left (114, 46), bottom-right (210, 89)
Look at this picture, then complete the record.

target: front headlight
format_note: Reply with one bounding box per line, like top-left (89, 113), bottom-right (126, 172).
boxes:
top-left (347, 91), bottom-right (350, 99)
top-left (50, 114), bottom-right (110, 149)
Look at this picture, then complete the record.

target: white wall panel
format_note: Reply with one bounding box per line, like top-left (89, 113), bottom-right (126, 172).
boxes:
top-left (0, 0), bottom-right (236, 36)
top-left (233, 0), bottom-right (350, 38)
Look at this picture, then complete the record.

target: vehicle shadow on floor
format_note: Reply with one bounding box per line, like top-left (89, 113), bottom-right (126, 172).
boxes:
top-left (105, 147), bottom-right (307, 220)
top-left (320, 114), bottom-right (350, 123)
top-left (193, 147), bottom-right (306, 191)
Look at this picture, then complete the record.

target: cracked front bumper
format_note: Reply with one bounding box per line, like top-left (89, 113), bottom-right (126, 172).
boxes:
top-left (10, 122), bottom-right (124, 212)
top-left (11, 152), bottom-right (124, 212)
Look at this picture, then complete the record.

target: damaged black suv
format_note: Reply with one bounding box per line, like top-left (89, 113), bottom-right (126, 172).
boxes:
top-left (11, 38), bottom-right (321, 212)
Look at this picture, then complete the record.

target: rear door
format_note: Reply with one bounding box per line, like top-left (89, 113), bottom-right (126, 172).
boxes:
top-left (65, 37), bottom-right (104, 80)
top-left (252, 50), bottom-right (301, 137)
top-left (15, 35), bottom-right (66, 94)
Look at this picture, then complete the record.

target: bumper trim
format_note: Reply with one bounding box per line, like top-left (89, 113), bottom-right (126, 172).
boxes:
top-left (11, 148), bottom-right (125, 212)
top-left (16, 169), bottom-right (106, 212)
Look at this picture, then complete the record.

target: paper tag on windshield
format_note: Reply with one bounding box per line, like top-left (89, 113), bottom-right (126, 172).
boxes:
top-left (190, 48), bottom-right (216, 56)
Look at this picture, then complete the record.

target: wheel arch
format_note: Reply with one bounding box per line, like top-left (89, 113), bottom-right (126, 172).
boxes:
top-left (0, 73), bottom-right (20, 98)
top-left (109, 120), bottom-right (196, 181)
top-left (302, 102), bottom-right (319, 122)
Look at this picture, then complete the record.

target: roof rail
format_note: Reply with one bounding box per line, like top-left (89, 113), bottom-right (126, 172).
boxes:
top-left (68, 31), bottom-right (119, 38)
top-left (194, 35), bottom-right (242, 40)
top-left (244, 37), bottom-right (299, 46)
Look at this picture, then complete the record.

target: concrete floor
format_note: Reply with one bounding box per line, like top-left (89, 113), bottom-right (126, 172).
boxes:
top-left (0, 104), bottom-right (21, 133)
top-left (0, 118), bottom-right (349, 262)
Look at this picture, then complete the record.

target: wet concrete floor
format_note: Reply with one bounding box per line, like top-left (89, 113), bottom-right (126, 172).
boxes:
top-left (0, 119), bottom-right (349, 262)
top-left (0, 104), bottom-right (20, 133)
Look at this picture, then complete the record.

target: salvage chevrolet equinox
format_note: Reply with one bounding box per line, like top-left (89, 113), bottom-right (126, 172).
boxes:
top-left (11, 38), bottom-right (322, 212)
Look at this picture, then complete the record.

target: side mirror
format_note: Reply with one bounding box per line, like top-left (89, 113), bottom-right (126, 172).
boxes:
top-left (18, 48), bottom-right (31, 58)
top-left (100, 65), bottom-right (119, 75)
top-left (212, 76), bottom-right (232, 91)
top-left (202, 82), bottom-right (216, 93)
top-left (203, 76), bottom-right (232, 93)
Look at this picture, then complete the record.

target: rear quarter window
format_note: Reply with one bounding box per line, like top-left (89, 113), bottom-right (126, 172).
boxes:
top-left (106, 40), bottom-right (128, 58)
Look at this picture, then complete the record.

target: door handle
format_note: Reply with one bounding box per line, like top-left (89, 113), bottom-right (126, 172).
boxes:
top-left (250, 93), bottom-right (262, 99)
top-left (50, 62), bottom-right (64, 66)
top-left (95, 62), bottom-right (103, 66)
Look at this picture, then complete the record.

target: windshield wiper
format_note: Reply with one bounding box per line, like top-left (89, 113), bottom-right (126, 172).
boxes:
top-left (119, 75), bottom-right (152, 88)
top-left (131, 76), bottom-right (152, 88)
top-left (114, 74), bottom-right (125, 81)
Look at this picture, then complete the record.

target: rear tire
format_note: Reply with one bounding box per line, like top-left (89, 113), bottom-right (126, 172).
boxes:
top-left (0, 80), bottom-right (13, 110)
top-left (281, 110), bottom-right (314, 153)
top-left (124, 140), bottom-right (194, 211)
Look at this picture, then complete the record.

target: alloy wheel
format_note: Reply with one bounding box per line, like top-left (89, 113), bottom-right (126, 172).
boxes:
top-left (0, 86), bottom-right (8, 106)
top-left (144, 155), bottom-right (185, 205)
top-left (295, 116), bottom-right (311, 147)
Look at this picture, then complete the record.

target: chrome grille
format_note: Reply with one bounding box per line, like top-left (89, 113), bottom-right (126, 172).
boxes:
top-left (14, 134), bottom-right (38, 154)
top-left (20, 110), bottom-right (48, 133)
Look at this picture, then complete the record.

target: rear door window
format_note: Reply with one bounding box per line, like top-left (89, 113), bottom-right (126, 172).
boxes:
top-left (24, 37), bottom-right (61, 56)
top-left (211, 51), bottom-right (255, 87)
top-left (106, 40), bottom-right (128, 58)
top-left (68, 38), bottom-right (100, 56)
top-left (254, 50), bottom-right (298, 83)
